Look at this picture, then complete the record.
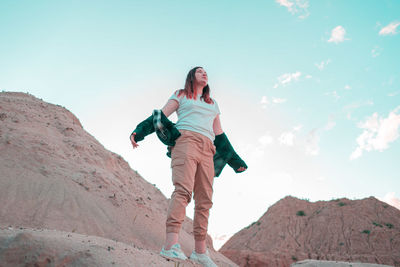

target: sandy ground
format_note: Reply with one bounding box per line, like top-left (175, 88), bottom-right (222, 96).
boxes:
top-left (0, 226), bottom-right (203, 267)
top-left (292, 259), bottom-right (394, 267)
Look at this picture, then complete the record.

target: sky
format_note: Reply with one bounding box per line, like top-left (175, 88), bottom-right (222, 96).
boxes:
top-left (1, 0), bottom-right (400, 250)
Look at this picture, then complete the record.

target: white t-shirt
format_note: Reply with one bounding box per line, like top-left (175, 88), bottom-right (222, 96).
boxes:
top-left (169, 90), bottom-right (221, 142)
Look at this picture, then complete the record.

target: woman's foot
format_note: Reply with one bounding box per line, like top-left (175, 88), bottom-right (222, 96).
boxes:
top-left (160, 243), bottom-right (188, 261)
top-left (189, 249), bottom-right (218, 267)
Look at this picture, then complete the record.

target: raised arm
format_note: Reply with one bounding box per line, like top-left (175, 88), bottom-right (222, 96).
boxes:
top-left (162, 99), bottom-right (179, 117)
top-left (130, 98), bottom-right (178, 149)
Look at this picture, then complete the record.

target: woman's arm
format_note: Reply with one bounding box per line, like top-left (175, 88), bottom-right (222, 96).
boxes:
top-left (213, 115), bottom-right (224, 135)
top-left (161, 99), bottom-right (179, 117)
top-left (130, 99), bottom-right (178, 149)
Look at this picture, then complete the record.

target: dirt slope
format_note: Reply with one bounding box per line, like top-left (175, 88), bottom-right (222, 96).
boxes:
top-left (0, 91), bottom-right (236, 266)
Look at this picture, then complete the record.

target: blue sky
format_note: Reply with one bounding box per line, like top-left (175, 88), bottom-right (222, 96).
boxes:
top-left (1, 0), bottom-right (399, 249)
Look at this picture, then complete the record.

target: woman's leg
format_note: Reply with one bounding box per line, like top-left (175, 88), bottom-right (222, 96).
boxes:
top-left (195, 239), bottom-right (207, 254)
top-left (164, 232), bottom-right (179, 250)
top-left (192, 141), bottom-right (215, 253)
top-left (164, 131), bottom-right (197, 247)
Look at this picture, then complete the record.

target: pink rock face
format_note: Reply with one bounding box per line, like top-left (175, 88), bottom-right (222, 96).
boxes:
top-left (0, 92), bottom-right (237, 267)
top-left (220, 196), bottom-right (400, 267)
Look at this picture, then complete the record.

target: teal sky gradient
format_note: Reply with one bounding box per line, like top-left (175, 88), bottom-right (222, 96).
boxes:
top-left (1, 0), bottom-right (399, 249)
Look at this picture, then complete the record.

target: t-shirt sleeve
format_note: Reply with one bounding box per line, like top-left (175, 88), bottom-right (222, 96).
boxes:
top-left (169, 90), bottom-right (180, 103)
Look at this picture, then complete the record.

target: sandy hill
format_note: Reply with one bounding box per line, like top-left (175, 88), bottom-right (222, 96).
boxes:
top-left (220, 196), bottom-right (400, 267)
top-left (0, 92), bottom-right (237, 266)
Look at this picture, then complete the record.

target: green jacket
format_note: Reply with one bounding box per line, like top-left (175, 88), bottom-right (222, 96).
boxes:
top-left (131, 110), bottom-right (247, 177)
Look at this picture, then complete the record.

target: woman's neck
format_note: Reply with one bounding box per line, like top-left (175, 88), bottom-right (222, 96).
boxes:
top-left (193, 85), bottom-right (203, 96)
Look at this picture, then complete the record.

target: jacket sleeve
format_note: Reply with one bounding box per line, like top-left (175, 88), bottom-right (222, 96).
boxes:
top-left (227, 152), bottom-right (248, 173)
top-left (213, 133), bottom-right (247, 177)
top-left (155, 110), bottom-right (181, 146)
top-left (130, 114), bottom-right (155, 142)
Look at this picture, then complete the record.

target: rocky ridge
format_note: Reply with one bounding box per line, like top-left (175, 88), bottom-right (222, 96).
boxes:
top-left (220, 196), bottom-right (400, 267)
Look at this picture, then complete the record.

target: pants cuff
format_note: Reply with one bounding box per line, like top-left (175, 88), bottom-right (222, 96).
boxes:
top-left (194, 234), bottom-right (206, 241)
top-left (166, 226), bottom-right (180, 234)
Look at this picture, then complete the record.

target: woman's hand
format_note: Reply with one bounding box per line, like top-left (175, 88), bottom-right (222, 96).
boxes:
top-left (237, 166), bottom-right (247, 172)
top-left (130, 133), bottom-right (139, 149)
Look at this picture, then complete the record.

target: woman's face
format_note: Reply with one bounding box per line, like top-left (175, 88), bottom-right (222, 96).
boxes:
top-left (194, 68), bottom-right (208, 87)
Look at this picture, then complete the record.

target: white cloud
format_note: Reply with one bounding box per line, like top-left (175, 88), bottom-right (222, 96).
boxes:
top-left (272, 97), bottom-right (287, 104)
top-left (315, 59), bottom-right (331, 70)
top-left (350, 106), bottom-right (400, 160)
top-left (350, 147), bottom-right (363, 160)
top-left (305, 129), bottom-right (320, 155)
top-left (260, 95), bottom-right (268, 109)
top-left (260, 96), bottom-right (286, 107)
top-left (344, 85), bottom-right (351, 90)
top-left (259, 133), bottom-right (274, 146)
top-left (260, 96), bottom-right (268, 104)
top-left (388, 91), bottom-right (400, 97)
top-left (325, 90), bottom-right (340, 101)
top-left (343, 100), bottom-right (374, 112)
top-left (276, 0), bottom-right (294, 9)
top-left (379, 21), bottom-right (400, 36)
top-left (379, 192), bottom-right (400, 210)
top-left (305, 75), bottom-right (312, 79)
top-left (343, 99), bottom-right (374, 121)
top-left (328, 26), bottom-right (347, 44)
top-left (275, 71), bottom-right (302, 88)
top-left (211, 233), bottom-right (232, 250)
top-left (293, 124), bottom-right (303, 132)
top-left (279, 131), bottom-right (295, 146)
top-left (324, 121), bottom-right (336, 131)
top-left (371, 46), bottom-right (383, 58)
top-left (275, 0), bottom-right (310, 19)
top-left (382, 76), bottom-right (395, 87)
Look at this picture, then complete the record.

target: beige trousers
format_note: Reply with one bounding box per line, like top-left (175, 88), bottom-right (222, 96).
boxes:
top-left (166, 130), bottom-right (216, 241)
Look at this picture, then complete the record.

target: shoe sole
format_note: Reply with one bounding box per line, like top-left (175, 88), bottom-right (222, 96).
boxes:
top-left (160, 254), bottom-right (187, 263)
top-left (189, 256), bottom-right (217, 267)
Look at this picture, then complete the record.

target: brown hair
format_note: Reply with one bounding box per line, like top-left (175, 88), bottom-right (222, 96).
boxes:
top-left (176, 66), bottom-right (214, 104)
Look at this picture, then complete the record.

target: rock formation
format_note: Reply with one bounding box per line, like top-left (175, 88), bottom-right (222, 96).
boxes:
top-left (0, 92), bottom-right (237, 266)
top-left (220, 196), bottom-right (400, 267)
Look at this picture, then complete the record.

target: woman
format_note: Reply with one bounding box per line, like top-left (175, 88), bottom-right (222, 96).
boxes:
top-left (130, 66), bottom-right (246, 266)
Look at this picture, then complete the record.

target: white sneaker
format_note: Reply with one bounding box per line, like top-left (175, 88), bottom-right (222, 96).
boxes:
top-left (190, 249), bottom-right (218, 267)
top-left (160, 243), bottom-right (188, 261)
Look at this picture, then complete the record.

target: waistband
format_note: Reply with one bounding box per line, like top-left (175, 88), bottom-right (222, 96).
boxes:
top-left (178, 130), bottom-right (215, 151)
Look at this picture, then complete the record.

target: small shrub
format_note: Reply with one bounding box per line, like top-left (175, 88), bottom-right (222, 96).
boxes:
top-left (372, 222), bottom-right (383, 227)
top-left (246, 222), bottom-right (257, 229)
top-left (292, 256), bottom-right (298, 261)
top-left (338, 202), bottom-right (346, 207)
top-left (362, 229), bottom-right (370, 234)
top-left (339, 242), bottom-right (344, 246)
top-left (296, 210), bottom-right (306, 216)
top-left (385, 223), bottom-right (394, 229)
